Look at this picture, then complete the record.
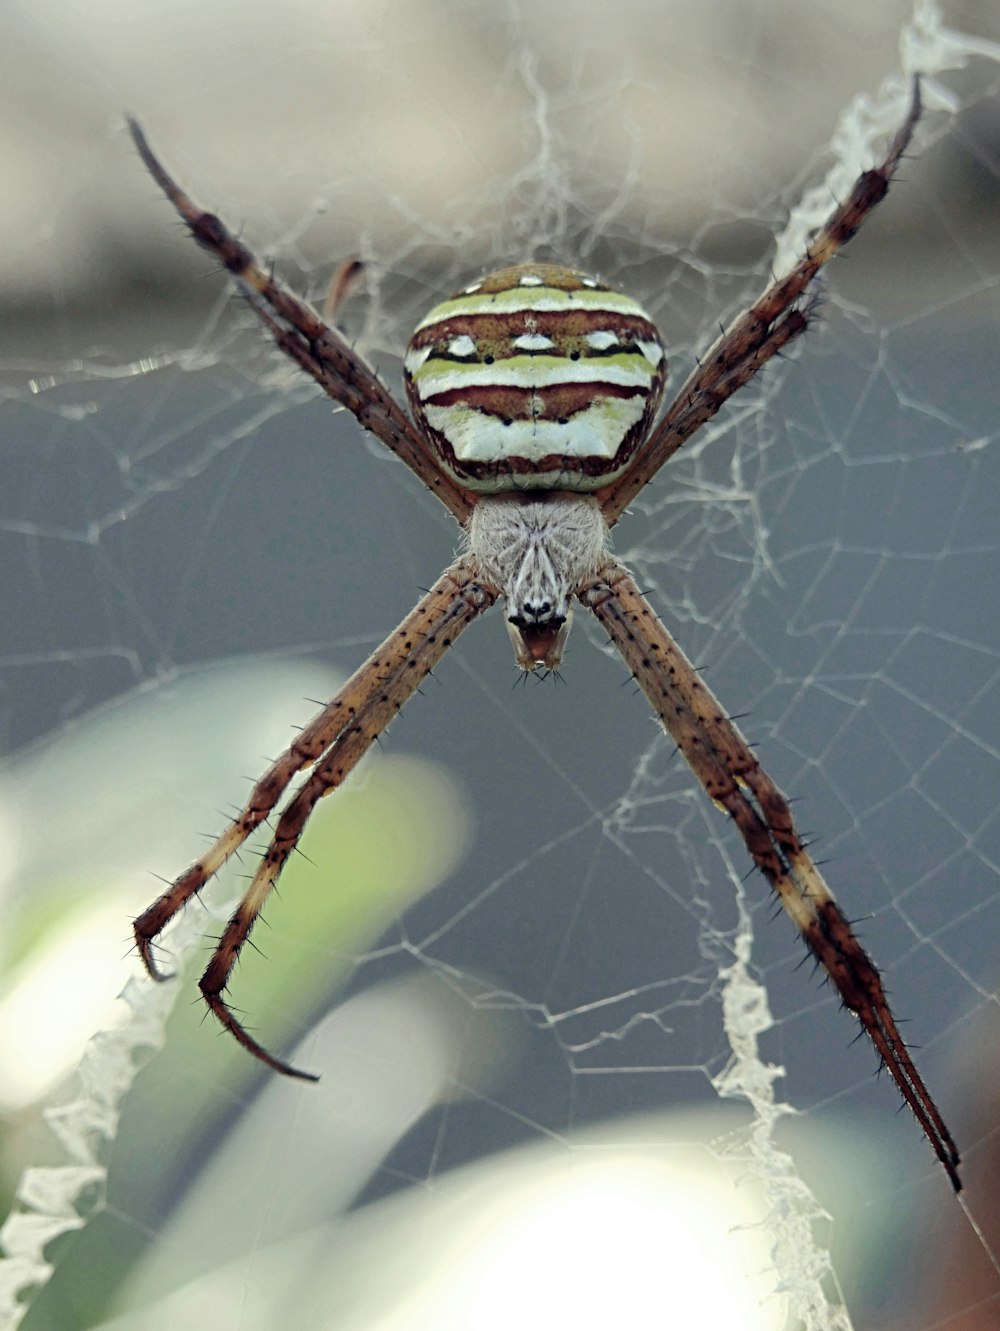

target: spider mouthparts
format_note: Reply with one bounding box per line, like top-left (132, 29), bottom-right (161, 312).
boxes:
top-left (507, 615), bottom-right (571, 671)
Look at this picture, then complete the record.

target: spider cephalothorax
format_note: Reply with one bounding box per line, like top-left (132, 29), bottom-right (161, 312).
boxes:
top-left (129, 81), bottom-right (962, 1192)
top-left (468, 492), bottom-right (608, 669)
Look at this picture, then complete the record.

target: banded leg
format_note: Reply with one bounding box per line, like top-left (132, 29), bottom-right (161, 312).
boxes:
top-left (597, 79), bottom-right (921, 526)
top-left (578, 559), bottom-right (961, 1192)
top-left (128, 119), bottom-right (474, 525)
top-left (197, 563), bottom-right (495, 1077)
top-left (134, 561), bottom-right (495, 984)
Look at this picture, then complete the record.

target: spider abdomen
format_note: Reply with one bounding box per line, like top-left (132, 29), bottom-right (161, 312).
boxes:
top-left (404, 263), bottom-right (667, 493)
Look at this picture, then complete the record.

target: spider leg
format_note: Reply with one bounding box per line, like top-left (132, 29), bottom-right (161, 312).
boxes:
top-left (598, 78), bottom-right (921, 526)
top-left (323, 256), bottom-right (365, 322)
top-left (578, 560), bottom-right (961, 1192)
top-left (133, 561), bottom-right (495, 993)
top-left (198, 559), bottom-right (494, 1077)
top-left (128, 120), bottom-right (474, 525)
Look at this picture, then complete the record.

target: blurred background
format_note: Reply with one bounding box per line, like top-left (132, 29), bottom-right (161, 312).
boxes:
top-left (1, 0), bottom-right (999, 1327)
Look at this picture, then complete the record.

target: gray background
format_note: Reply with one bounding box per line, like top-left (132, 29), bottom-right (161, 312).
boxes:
top-left (2, 2), bottom-right (1000, 1327)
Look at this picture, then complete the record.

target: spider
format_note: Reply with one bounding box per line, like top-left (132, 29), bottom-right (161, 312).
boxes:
top-left (129, 78), bottom-right (961, 1192)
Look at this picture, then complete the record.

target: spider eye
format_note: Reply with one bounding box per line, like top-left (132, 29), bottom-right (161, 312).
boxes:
top-left (509, 608), bottom-right (565, 629)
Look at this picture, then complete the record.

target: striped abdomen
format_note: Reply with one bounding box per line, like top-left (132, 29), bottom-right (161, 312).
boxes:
top-left (403, 264), bottom-right (666, 493)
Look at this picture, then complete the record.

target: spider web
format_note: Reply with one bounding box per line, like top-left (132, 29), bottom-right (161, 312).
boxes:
top-left (1, 1), bottom-right (999, 1328)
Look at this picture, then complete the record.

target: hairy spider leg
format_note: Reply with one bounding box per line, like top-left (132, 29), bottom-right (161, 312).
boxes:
top-left (597, 78), bottom-right (922, 525)
top-left (578, 560), bottom-right (961, 1192)
top-left (134, 565), bottom-right (495, 1012)
top-left (127, 119), bottom-right (474, 524)
top-left (198, 563), bottom-right (495, 1077)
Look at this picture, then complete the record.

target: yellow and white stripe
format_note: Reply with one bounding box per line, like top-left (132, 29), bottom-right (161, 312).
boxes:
top-left (404, 264), bottom-right (667, 493)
